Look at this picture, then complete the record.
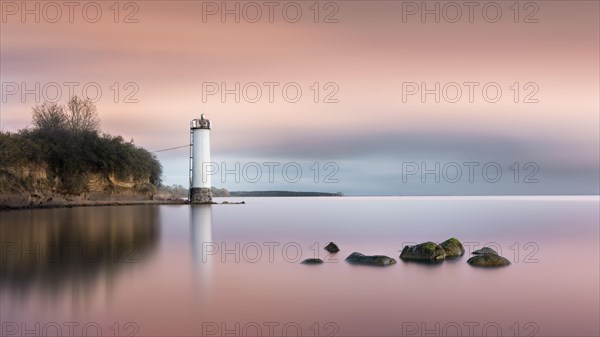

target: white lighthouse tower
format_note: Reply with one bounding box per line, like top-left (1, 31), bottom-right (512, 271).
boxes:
top-left (189, 114), bottom-right (212, 203)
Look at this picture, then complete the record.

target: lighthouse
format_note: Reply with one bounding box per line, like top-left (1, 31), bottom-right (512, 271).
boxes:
top-left (189, 114), bottom-right (212, 203)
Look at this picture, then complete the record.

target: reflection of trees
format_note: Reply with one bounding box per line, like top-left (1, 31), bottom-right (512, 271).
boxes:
top-left (0, 206), bottom-right (159, 296)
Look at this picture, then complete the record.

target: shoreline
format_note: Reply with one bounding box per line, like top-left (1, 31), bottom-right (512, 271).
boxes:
top-left (0, 199), bottom-right (187, 212)
top-left (0, 199), bottom-right (245, 212)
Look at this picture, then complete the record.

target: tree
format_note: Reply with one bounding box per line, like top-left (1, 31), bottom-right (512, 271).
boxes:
top-left (16, 98), bottom-right (163, 194)
top-left (31, 96), bottom-right (100, 134)
top-left (31, 102), bottom-right (67, 130)
top-left (65, 96), bottom-right (100, 133)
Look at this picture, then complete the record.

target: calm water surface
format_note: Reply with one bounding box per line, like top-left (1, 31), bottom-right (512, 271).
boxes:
top-left (1, 197), bottom-right (598, 336)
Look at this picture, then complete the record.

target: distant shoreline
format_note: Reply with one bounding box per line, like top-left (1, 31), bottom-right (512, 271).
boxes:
top-left (229, 191), bottom-right (343, 197)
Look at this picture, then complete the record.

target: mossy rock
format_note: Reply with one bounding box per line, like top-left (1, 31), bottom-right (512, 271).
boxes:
top-left (467, 254), bottom-right (510, 267)
top-left (400, 242), bottom-right (446, 261)
top-left (439, 238), bottom-right (465, 257)
top-left (345, 252), bottom-right (396, 266)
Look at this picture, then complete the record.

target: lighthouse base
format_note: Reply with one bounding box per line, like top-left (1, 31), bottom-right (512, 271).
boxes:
top-left (189, 187), bottom-right (213, 204)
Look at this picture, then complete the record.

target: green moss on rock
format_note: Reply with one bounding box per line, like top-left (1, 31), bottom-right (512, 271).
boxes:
top-left (345, 252), bottom-right (396, 266)
top-left (440, 238), bottom-right (465, 257)
top-left (400, 242), bottom-right (446, 261)
top-left (467, 254), bottom-right (510, 267)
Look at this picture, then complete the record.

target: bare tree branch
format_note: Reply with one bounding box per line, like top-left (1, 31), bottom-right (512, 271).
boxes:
top-left (65, 96), bottom-right (100, 133)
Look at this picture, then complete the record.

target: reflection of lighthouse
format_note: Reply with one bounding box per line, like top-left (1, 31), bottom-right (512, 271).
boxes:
top-left (190, 204), bottom-right (213, 292)
top-left (189, 114), bottom-right (212, 203)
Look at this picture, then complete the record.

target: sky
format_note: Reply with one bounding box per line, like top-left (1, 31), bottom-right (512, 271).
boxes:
top-left (1, 0), bottom-right (598, 195)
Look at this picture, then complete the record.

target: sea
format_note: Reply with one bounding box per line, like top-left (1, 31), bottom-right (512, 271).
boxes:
top-left (1, 196), bottom-right (598, 336)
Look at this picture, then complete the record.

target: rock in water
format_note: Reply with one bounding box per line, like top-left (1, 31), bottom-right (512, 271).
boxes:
top-left (439, 238), bottom-right (465, 257)
top-left (324, 242), bottom-right (340, 253)
top-left (467, 254), bottom-right (510, 267)
top-left (345, 252), bottom-right (396, 266)
top-left (472, 247), bottom-right (498, 255)
top-left (301, 258), bottom-right (324, 264)
top-left (400, 242), bottom-right (446, 261)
